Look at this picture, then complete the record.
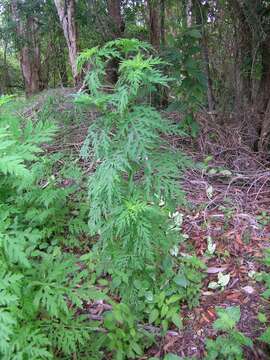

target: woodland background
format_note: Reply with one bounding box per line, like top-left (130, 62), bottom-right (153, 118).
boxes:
top-left (1, 1), bottom-right (270, 360)
top-left (1, 0), bottom-right (270, 149)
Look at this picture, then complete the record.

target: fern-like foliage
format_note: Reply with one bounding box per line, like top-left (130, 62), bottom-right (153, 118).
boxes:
top-left (0, 97), bottom-right (104, 359)
top-left (77, 39), bottom-right (192, 304)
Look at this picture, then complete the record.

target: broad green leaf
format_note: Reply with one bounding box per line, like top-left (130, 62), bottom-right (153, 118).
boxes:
top-left (171, 313), bottom-right (182, 329)
top-left (149, 309), bottom-right (159, 323)
top-left (174, 274), bottom-right (188, 287)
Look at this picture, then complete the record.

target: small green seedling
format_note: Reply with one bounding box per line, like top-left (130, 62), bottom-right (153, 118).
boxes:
top-left (205, 306), bottom-right (253, 360)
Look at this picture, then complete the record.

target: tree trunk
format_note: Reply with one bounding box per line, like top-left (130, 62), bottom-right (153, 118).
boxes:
top-left (202, 33), bottom-right (215, 111)
top-left (228, 0), bottom-right (252, 109)
top-left (194, 1), bottom-right (215, 111)
top-left (106, 0), bottom-right (124, 84)
top-left (160, 0), bottom-right (165, 46)
top-left (11, 0), bottom-right (42, 96)
top-left (54, 0), bottom-right (79, 84)
top-left (147, 0), bottom-right (160, 48)
top-left (2, 41), bottom-right (11, 93)
top-left (186, 0), bottom-right (193, 28)
top-left (107, 0), bottom-right (124, 37)
top-left (257, 40), bottom-right (270, 151)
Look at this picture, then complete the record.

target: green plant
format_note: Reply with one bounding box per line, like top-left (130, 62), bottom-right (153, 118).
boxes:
top-left (256, 249), bottom-right (270, 348)
top-left (172, 255), bottom-right (206, 308)
top-left (104, 303), bottom-right (153, 360)
top-left (163, 27), bottom-right (205, 137)
top-left (0, 97), bottom-right (103, 359)
top-left (76, 38), bottom-right (193, 307)
top-left (257, 249), bottom-right (270, 298)
top-left (256, 211), bottom-right (270, 229)
top-left (205, 306), bottom-right (252, 360)
top-left (143, 291), bottom-right (182, 333)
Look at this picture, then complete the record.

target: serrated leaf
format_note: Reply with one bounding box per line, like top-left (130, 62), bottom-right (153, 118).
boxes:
top-left (214, 306), bottom-right (241, 331)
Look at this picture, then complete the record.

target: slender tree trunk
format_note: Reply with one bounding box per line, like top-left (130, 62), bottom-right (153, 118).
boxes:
top-left (58, 39), bottom-right (69, 87)
top-left (202, 33), bottom-right (215, 111)
top-left (257, 40), bottom-right (270, 151)
top-left (54, 0), bottom-right (79, 84)
top-left (228, 0), bottom-right (252, 109)
top-left (107, 0), bottom-right (124, 37)
top-left (160, 0), bottom-right (165, 46)
top-left (106, 0), bottom-right (124, 83)
top-left (11, 0), bottom-right (42, 96)
top-left (186, 0), bottom-right (193, 28)
top-left (194, 1), bottom-right (215, 111)
top-left (147, 0), bottom-right (160, 48)
top-left (3, 41), bottom-right (11, 93)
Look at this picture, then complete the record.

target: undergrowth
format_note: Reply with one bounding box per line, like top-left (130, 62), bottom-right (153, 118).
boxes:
top-left (0, 95), bottom-right (103, 359)
top-left (2, 38), bottom-right (269, 360)
top-left (76, 38), bottom-right (205, 354)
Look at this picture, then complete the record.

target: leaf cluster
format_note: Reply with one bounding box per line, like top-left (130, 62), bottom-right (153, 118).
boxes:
top-left (0, 98), bottom-right (104, 359)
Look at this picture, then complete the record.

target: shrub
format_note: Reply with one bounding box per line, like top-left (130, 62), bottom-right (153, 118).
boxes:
top-left (76, 40), bottom-right (201, 315)
top-left (0, 96), bottom-right (103, 359)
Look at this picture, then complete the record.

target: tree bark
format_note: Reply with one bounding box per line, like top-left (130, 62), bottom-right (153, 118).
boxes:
top-left (228, 0), bottom-right (252, 109)
top-left (107, 0), bottom-right (124, 37)
top-left (160, 0), bottom-right (165, 46)
top-left (11, 0), bottom-right (42, 96)
top-left (186, 0), bottom-right (193, 28)
top-left (194, 1), bottom-right (215, 111)
top-left (202, 34), bottom-right (215, 112)
top-left (257, 40), bottom-right (270, 151)
top-left (106, 0), bottom-right (124, 84)
top-left (147, 0), bottom-right (160, 48)
top-left (2, 41), bottom-right (11, 93)
top-left (54, 0), bottom-right (79, 84)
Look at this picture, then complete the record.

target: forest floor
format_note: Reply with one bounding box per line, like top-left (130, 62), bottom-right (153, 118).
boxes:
top-left (19, 90), bottom-right (270, 359)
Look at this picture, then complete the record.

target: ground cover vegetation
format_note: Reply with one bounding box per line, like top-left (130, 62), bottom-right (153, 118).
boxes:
top-left (1, 0), bottom-right (270, 359)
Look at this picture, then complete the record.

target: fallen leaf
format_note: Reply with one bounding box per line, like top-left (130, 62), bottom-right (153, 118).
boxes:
top-left (218, 272), bottom-right (230, 287)
top-left (242, 286), bottom-right (255, 295)
top-left (207, 266), bottom-right (228, 274)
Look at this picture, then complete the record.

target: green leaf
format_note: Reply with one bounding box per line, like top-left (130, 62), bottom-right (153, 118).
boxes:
top-left (174, 274), bottom-right (188, 287)
top-left (149, 309), bottom-right (159, 323)
top-left (171, 313), bottom-right (182, 329)
top-left (259, 327), bottom-right (270, 344)
top-left (161, 319), bottom-right (169, 333)
top-left (164, 354), bottom-right (182, 360)
top-left (131, 341), bottom-right (143, 355)
top-left (213, 306), bottom-right (241, 331)
top-left (258, 312), bottom-right (267, 323)
top-left (166, 294), bottom-right (181, 305)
